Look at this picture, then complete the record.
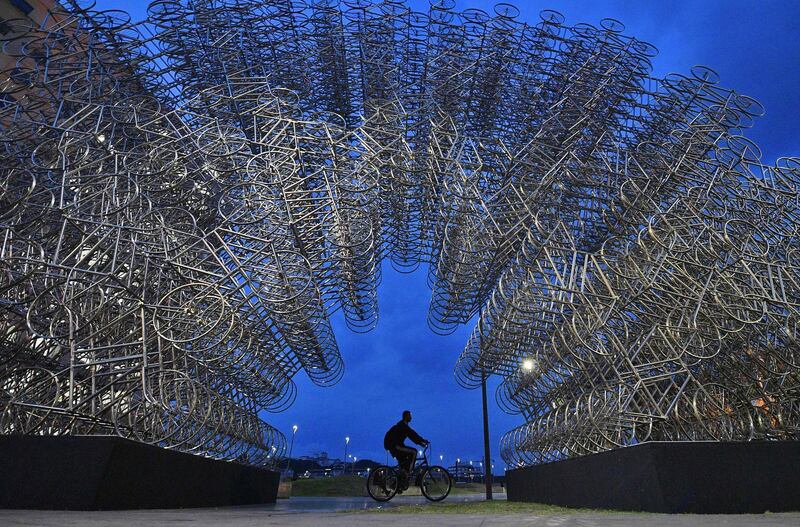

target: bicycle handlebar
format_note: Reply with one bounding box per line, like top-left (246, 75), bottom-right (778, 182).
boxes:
top-left (416, 441), bottom-right (432, 461)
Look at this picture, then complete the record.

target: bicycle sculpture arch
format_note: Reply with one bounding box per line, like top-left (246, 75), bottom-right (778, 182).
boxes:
top-left (0, 0), bottom-right (798, 471)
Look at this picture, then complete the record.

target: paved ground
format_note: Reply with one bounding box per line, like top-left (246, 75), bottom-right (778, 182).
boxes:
top-left (2, 496), bottom-right (799, 527)
top-left (260, 493), bottom-right (498, 512)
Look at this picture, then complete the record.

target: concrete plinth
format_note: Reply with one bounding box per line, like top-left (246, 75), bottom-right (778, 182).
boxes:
top-left (506, 441), bottom-right (800, 513)
top-left (0, 435), bottom-right (280, 510)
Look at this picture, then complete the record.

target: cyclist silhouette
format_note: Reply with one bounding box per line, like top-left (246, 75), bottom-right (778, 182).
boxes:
top-left (383, 410), bottom-right (428, 488)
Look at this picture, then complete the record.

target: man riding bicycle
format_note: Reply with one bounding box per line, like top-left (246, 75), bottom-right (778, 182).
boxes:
top-left (383, 410), bottom-right (429, 490)
top-left (369, 410), bottom-right (451, 502)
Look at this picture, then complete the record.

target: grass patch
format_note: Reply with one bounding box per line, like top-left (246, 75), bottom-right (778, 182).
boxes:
top-left (291, 475), bottom-right (368, 497)
top-left (291, 475), bottom-right (503, 498)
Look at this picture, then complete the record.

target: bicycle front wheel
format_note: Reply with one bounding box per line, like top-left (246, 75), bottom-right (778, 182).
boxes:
top-left (420, 465), bottom-right (452, 502)
top-left (367, 465), bottom-right (398, 502)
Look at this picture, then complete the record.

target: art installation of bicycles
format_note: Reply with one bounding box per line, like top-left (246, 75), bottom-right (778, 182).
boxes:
top-left (1, 0), bottom-right (798, 471)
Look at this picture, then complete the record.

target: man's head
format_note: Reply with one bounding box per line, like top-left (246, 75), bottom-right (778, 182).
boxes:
top-left (402, 410), bottom-right (412, 423)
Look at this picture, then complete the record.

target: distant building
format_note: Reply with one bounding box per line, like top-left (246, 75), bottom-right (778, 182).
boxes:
top-left (449, 461), bottom-right (485, 483)
top-left (298, 451), bottom-right (342, 467)
top-left (1, 0), bottom-right (68, 74)
top-left (292, 453), bottom-right (380, 478)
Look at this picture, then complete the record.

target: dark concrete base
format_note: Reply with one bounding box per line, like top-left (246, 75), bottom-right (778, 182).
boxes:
top-left (0, 435), bottom-right (280, 510)
top-left (506, 441), bottom-right (800, 513)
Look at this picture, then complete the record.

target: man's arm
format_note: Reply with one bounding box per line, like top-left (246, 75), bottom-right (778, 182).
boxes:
top-left (404, 423), bottom-right (427, 446)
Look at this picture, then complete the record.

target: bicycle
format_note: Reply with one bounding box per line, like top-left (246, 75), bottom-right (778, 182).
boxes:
top-left (367, 444), bottom-right (452, 502)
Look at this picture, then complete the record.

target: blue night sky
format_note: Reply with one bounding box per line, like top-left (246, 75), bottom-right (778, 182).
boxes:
top-left (97, 0), bottom-right (800, 470)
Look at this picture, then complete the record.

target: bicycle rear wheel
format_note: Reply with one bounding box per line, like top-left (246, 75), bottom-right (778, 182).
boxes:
top-left (420, 465), bottom-right (452, 501)
top-left (367, 465), bottom-right (398, 502)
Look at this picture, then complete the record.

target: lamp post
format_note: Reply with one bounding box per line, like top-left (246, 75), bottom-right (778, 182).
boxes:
top-left (353, 456), bottom-right (357, 475)
top-left (456, 458), bottom-right (460, 483)
top-left (481, 367), bottom-right (493, 500)
top-left (344, 436), bottom-right (350, 475)
top-left (287, 424), bottom-right (298, 473)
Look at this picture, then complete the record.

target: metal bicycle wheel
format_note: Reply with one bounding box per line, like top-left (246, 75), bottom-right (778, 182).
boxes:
top-left (420, 465), bottom-right (452, 502)
top-left (367, 465), bottom-right (398, 502)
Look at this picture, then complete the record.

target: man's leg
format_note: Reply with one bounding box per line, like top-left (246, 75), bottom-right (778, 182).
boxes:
top-left (395, 445), bottom-right (416, 473)
top-left (395, 446), bottom-right (415, 491)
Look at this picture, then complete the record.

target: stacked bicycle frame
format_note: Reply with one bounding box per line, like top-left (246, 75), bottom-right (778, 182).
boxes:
top-left (1, 0), bottom-right (798, 470)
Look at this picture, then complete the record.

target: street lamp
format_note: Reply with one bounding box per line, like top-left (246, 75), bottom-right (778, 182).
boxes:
top-left (353, 456), bottom-right (357, 475)
top-left (287, 424), bottom-right (298, 473)
top-left (522, 358), bottom-right (535, 372)
top-left (344, 436), bottom-right (350, 475)
top-left (481, 366), bottom-right (494, 500)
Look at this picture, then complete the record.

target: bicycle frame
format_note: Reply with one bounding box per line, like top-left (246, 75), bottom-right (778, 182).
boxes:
top-left (393, 444), bottom-right (429, 472)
